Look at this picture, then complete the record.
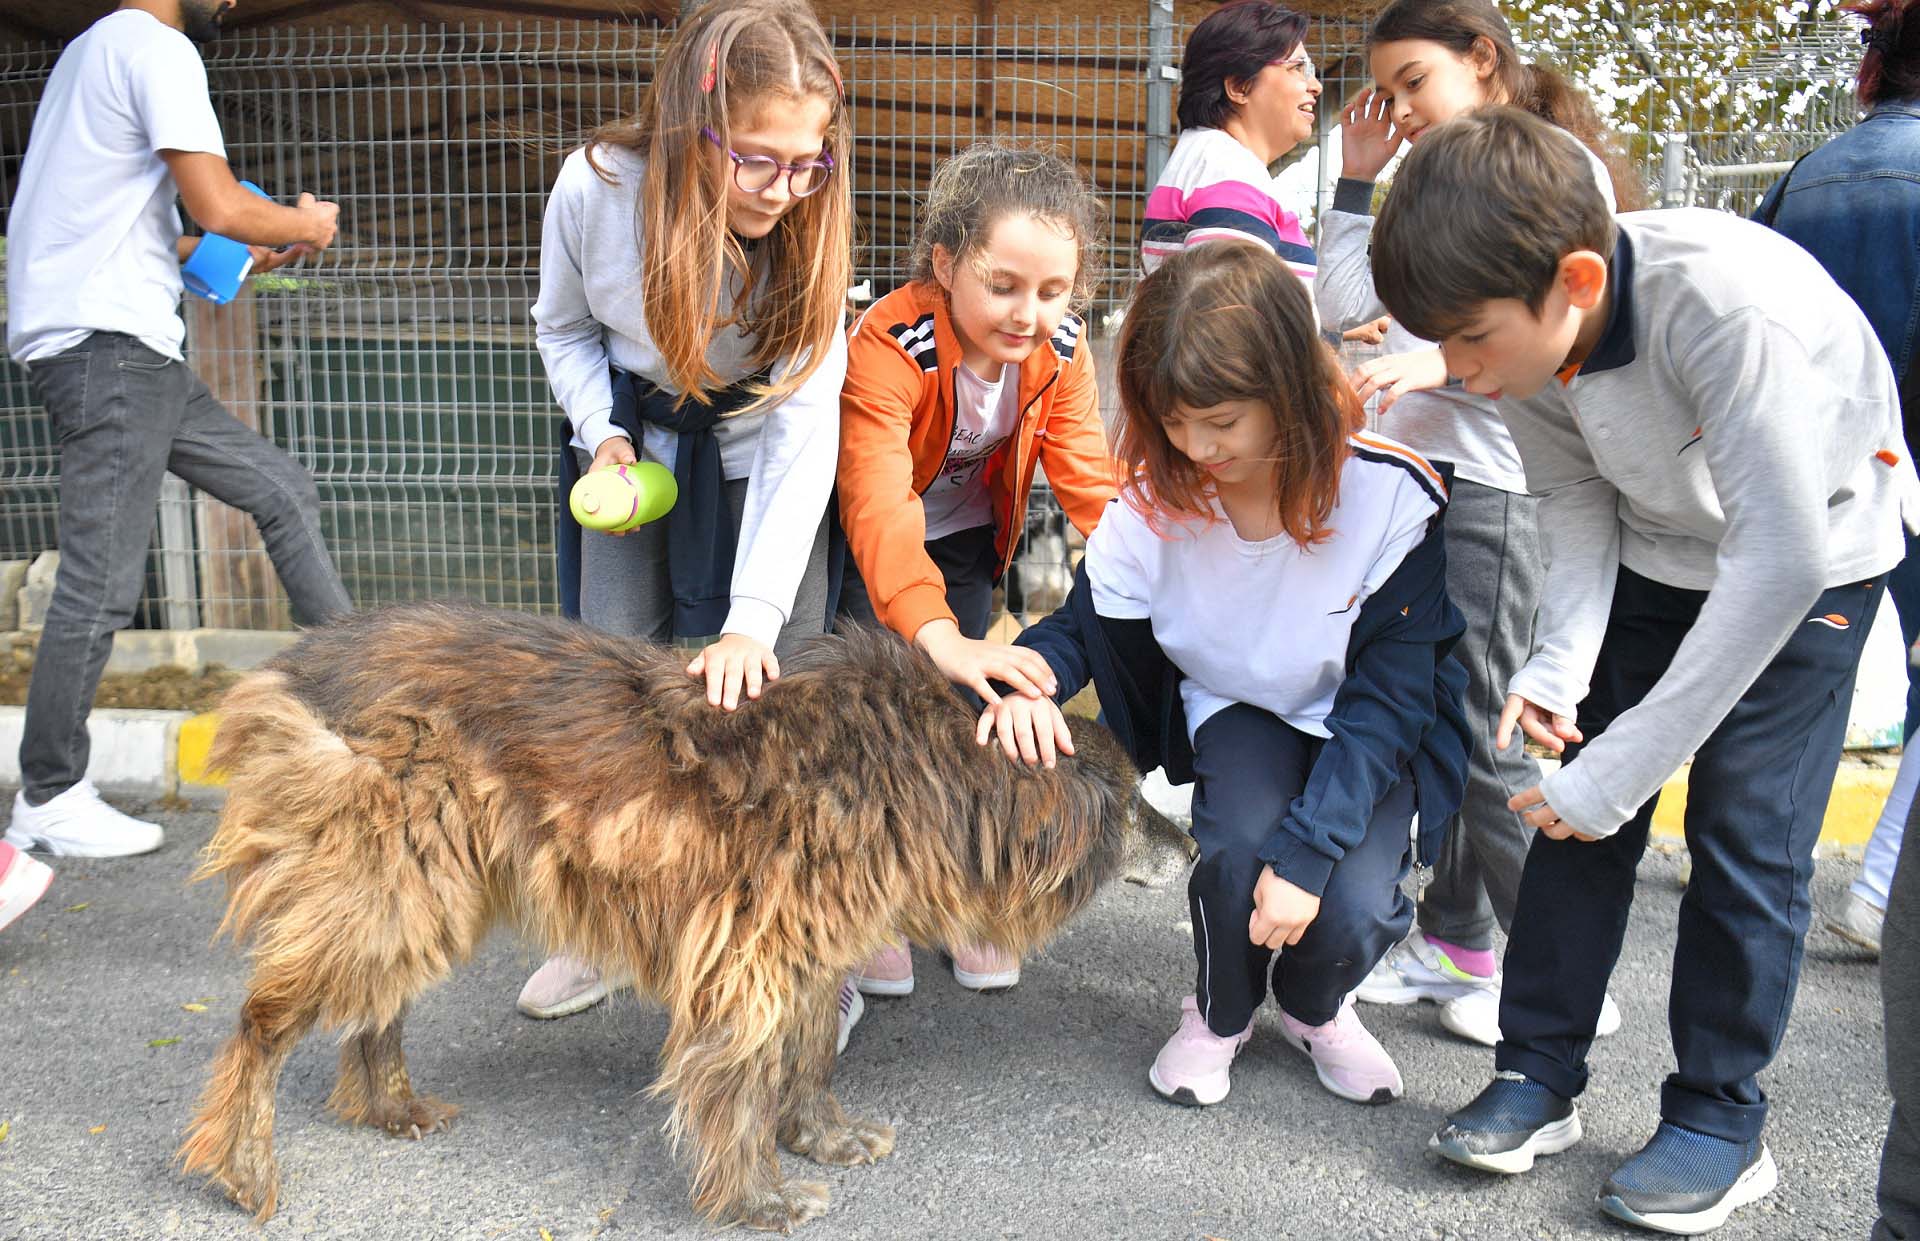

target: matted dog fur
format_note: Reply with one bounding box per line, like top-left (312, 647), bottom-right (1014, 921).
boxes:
top-left (177, 602), bottom-right (1139, 1231)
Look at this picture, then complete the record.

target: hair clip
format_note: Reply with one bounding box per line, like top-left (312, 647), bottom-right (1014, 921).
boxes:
top-left (700, 41), bottom-right (718, 93)
top-left (826, 57), bottom-right (844, 99)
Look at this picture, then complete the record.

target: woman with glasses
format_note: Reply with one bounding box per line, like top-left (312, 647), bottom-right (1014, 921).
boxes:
top-left (1139, 0), bottom-right (1321, 295)
top-left (523, 0), bottom-right (856, 1025)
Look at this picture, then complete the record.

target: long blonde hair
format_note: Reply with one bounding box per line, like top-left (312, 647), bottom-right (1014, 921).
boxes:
top-left (587, 0), bottom-right (852, 409)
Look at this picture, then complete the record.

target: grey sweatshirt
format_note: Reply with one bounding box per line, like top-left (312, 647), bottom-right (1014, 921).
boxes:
top-left (531, 144), bottom-right (845, 648)
top-left (1508, 209), bottom-right (1917, 836)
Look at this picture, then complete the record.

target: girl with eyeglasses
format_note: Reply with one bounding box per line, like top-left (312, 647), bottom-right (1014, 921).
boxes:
top-left (1140, 0), bottom-right (1321, 294)
top-left (837, 143), bottom-right (1118, 998)
top-left (524, 0), bottom-right (853, 1024)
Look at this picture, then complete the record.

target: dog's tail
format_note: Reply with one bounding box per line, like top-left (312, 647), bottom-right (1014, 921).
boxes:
top-left (195, 671), bottom-right (408, 947)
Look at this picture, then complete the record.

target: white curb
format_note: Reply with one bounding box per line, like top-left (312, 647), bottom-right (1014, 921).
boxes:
top-left (0, 705), bottom-right (188, 799)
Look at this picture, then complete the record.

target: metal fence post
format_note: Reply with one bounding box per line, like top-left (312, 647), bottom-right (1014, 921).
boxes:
top-left (1145, 0), bottom-right (1175, 192)
top-left (1660, 134), bottom-right (1689, 208)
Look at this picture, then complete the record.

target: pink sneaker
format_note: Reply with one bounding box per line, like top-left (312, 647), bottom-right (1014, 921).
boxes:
top-left (516, 953), bottom-right (629, 1020)
top-left (0, 840), bottom-right (53, 934)
top-left (1277, 998), bottom-right (1403, 1105)
top-left (1148, 995), bottom-right (1252, 1107)
top-left (948, 941), bottom-right (1020, 991)
top-left (853, 938), bottom-right (915, 996)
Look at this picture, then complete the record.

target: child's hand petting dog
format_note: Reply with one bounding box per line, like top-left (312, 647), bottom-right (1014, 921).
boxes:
top-left (687, 632), bottom-right (778, 710)
top-left (976, 693), bottom-right (1076, 769)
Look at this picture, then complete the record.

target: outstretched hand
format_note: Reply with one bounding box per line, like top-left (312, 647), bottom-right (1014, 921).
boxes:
top-left (975, 693), bottom-right (1077, 768)
top-left (1509, 784), bottom-right (1600, 843)
top-left (1496, 692), bottom-right (1582, 755)
top-left (915, 619), bottom-right (1057, 704)
top-left (1352, 347), bottom-right (1449, 414)
top-left (687, 632), bottom-right (779, 711)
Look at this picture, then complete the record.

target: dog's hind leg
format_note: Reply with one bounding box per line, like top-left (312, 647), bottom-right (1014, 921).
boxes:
top-left (777, 979), bottom-right (894, 1168)
top-left (327, 1007), bottom-right (459, 1140)
top-left (177, 989), bottom-right (320, 1221)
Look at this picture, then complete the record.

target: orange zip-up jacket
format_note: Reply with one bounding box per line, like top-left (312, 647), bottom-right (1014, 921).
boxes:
top-left (838, 281), bottom-right (1118, 640)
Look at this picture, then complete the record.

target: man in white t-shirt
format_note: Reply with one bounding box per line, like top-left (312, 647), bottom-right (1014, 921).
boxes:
top-left (4, 0), bottom-right (349, 860)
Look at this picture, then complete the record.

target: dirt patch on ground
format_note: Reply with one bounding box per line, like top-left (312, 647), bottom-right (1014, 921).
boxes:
top-left (0, 663), bottom-right (243, 713)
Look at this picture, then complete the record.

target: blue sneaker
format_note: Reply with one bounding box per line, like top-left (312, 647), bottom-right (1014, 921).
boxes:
top-left (1598, 1122), bottom-right (1776, 1235)
top-left (1429, 1071), bottom-right (1582, 1174)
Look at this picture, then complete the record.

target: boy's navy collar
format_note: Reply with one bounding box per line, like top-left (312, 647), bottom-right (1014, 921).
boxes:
top-left (1580, 227), bottom-right (1637, 376)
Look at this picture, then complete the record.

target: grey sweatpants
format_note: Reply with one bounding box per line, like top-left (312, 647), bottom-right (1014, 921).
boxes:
top-left (574, 448), bottom-right (831, 651)
top-left (1417, 477), bottom-right (1545, 950)
top-left (1878, 786), bottom-right (1920, 1239)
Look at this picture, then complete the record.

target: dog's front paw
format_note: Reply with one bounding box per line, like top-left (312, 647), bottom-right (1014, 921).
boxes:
top-left (736, 1179), bottom-right (830, 1233)
top-left (785, 1115), bottom-right (895, 1166)
top-left (376, 1095), bottom-right (459, 1140)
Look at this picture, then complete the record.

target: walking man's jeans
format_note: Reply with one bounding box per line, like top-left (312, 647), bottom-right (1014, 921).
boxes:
top-left (1878, 786), bottom-right (1920, 1239)
top-left (19, 332), bottom-right (351, 804)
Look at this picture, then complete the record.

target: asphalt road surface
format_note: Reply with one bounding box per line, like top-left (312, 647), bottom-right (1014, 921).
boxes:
top-left (0, 804), bottom-right (1890, 1240)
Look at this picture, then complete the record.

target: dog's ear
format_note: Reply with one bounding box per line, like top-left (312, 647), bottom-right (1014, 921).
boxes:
top-left (1007, 759), bottom-right (1127, 902)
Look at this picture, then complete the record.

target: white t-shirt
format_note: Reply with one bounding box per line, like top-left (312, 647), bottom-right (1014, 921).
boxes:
top-left (6, 10), bottom-right (227, 363)
top-left (920, 361), bottom-right (1021, 541)
top-left (1085, 433), bottom-right (1444, 741)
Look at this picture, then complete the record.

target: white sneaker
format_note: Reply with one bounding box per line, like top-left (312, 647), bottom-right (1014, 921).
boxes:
top-left (1440, 984), bottom-right (1623, 1048)
top-left (6, 782), bottom-right (163, 858)
top-left (0, 840), bottom-right (53, 933)
top-left (1826, 890), bottom-right (1885, 955)
top-left (1354, 930), bottom-right (1498, 1006)
top-left (836, 979), bottom-right (864, 1055)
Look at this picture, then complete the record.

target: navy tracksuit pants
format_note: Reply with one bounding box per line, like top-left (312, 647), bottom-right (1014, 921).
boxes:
top-left (1497, 565), bottom-right (1884, 1143)
top-left (1188, 703), bottom-right (1417, 1035)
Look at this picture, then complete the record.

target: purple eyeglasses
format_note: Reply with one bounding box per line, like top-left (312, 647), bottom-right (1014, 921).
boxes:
top-left (701, 127), bottom-right (835, 197)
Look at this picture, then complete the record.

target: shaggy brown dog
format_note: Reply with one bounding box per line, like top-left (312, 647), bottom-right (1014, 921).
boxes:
top-left (177, 602), bottom-right (1139, 1232)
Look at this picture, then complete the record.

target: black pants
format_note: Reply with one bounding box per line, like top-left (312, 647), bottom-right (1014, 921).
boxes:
top-left (838, 523), bottom-right (997, 641)
top-left (1498, 566), bottom-right (1883, 1143)
top-left (1878, 783), bottom-right (1920, 1239)
top-left (1187, 704), bottom-right (1416, 1034)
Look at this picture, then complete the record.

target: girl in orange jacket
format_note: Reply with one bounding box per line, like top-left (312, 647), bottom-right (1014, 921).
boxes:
top-left (837, 143), bottom-right (1118, 995)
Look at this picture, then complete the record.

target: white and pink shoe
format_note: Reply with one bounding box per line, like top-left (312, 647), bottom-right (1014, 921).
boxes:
top-left (1148, 995), bottom-right (1253, 1107)
top-left (1277, 997), bottom-right (1403, 1105)
top-left (0, 839), bottom-right (53, 934)
top-left (853, 938), bottom-right (916, 996)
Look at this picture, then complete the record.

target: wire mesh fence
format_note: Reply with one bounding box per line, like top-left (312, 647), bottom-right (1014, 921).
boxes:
top-left (0, 6), bottom-right (1872, 631)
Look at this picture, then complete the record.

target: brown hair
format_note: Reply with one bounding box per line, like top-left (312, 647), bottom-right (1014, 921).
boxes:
top-left (907, 144), bottom-right (1106, 314)
top-left (1115, 241), bottom-right (1361, 546)
top-left (584, 0), bottom-right (852, 411)
top-left (1849, 0), bottom-right (1920, 105)
top-left (1371, 106), bottom-right (1615, 343)
top-left (1366, 0), bottom-right (1647, 210)
top-left (1177, 1), bottom-right (1312, 132)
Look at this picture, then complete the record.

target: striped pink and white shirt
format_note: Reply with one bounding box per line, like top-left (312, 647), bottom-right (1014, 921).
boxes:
top-left (1140, 127), bottom-right (1316, 292)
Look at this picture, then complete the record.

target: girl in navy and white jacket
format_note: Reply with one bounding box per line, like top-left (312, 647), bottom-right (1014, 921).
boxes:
top-left (977, 240), bottom-right (1468, 1108)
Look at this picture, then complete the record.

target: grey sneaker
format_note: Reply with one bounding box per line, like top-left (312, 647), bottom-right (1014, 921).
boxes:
top-left (1825, 889), bottom-right (1884, 955)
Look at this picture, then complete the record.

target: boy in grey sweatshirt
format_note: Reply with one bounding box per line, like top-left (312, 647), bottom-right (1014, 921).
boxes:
top-left (1370, 106), bottom-right (1916, 1237)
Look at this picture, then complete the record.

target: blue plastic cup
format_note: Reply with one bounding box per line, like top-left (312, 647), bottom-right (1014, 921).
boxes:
top-left (182, 181), bottom-right (272, 304)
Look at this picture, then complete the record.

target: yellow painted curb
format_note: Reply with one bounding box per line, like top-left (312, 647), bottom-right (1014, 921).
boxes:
top-left (177, 711), bottom-right (225, 788)
top-left (1649, 762), bottom-right (1894, 849)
